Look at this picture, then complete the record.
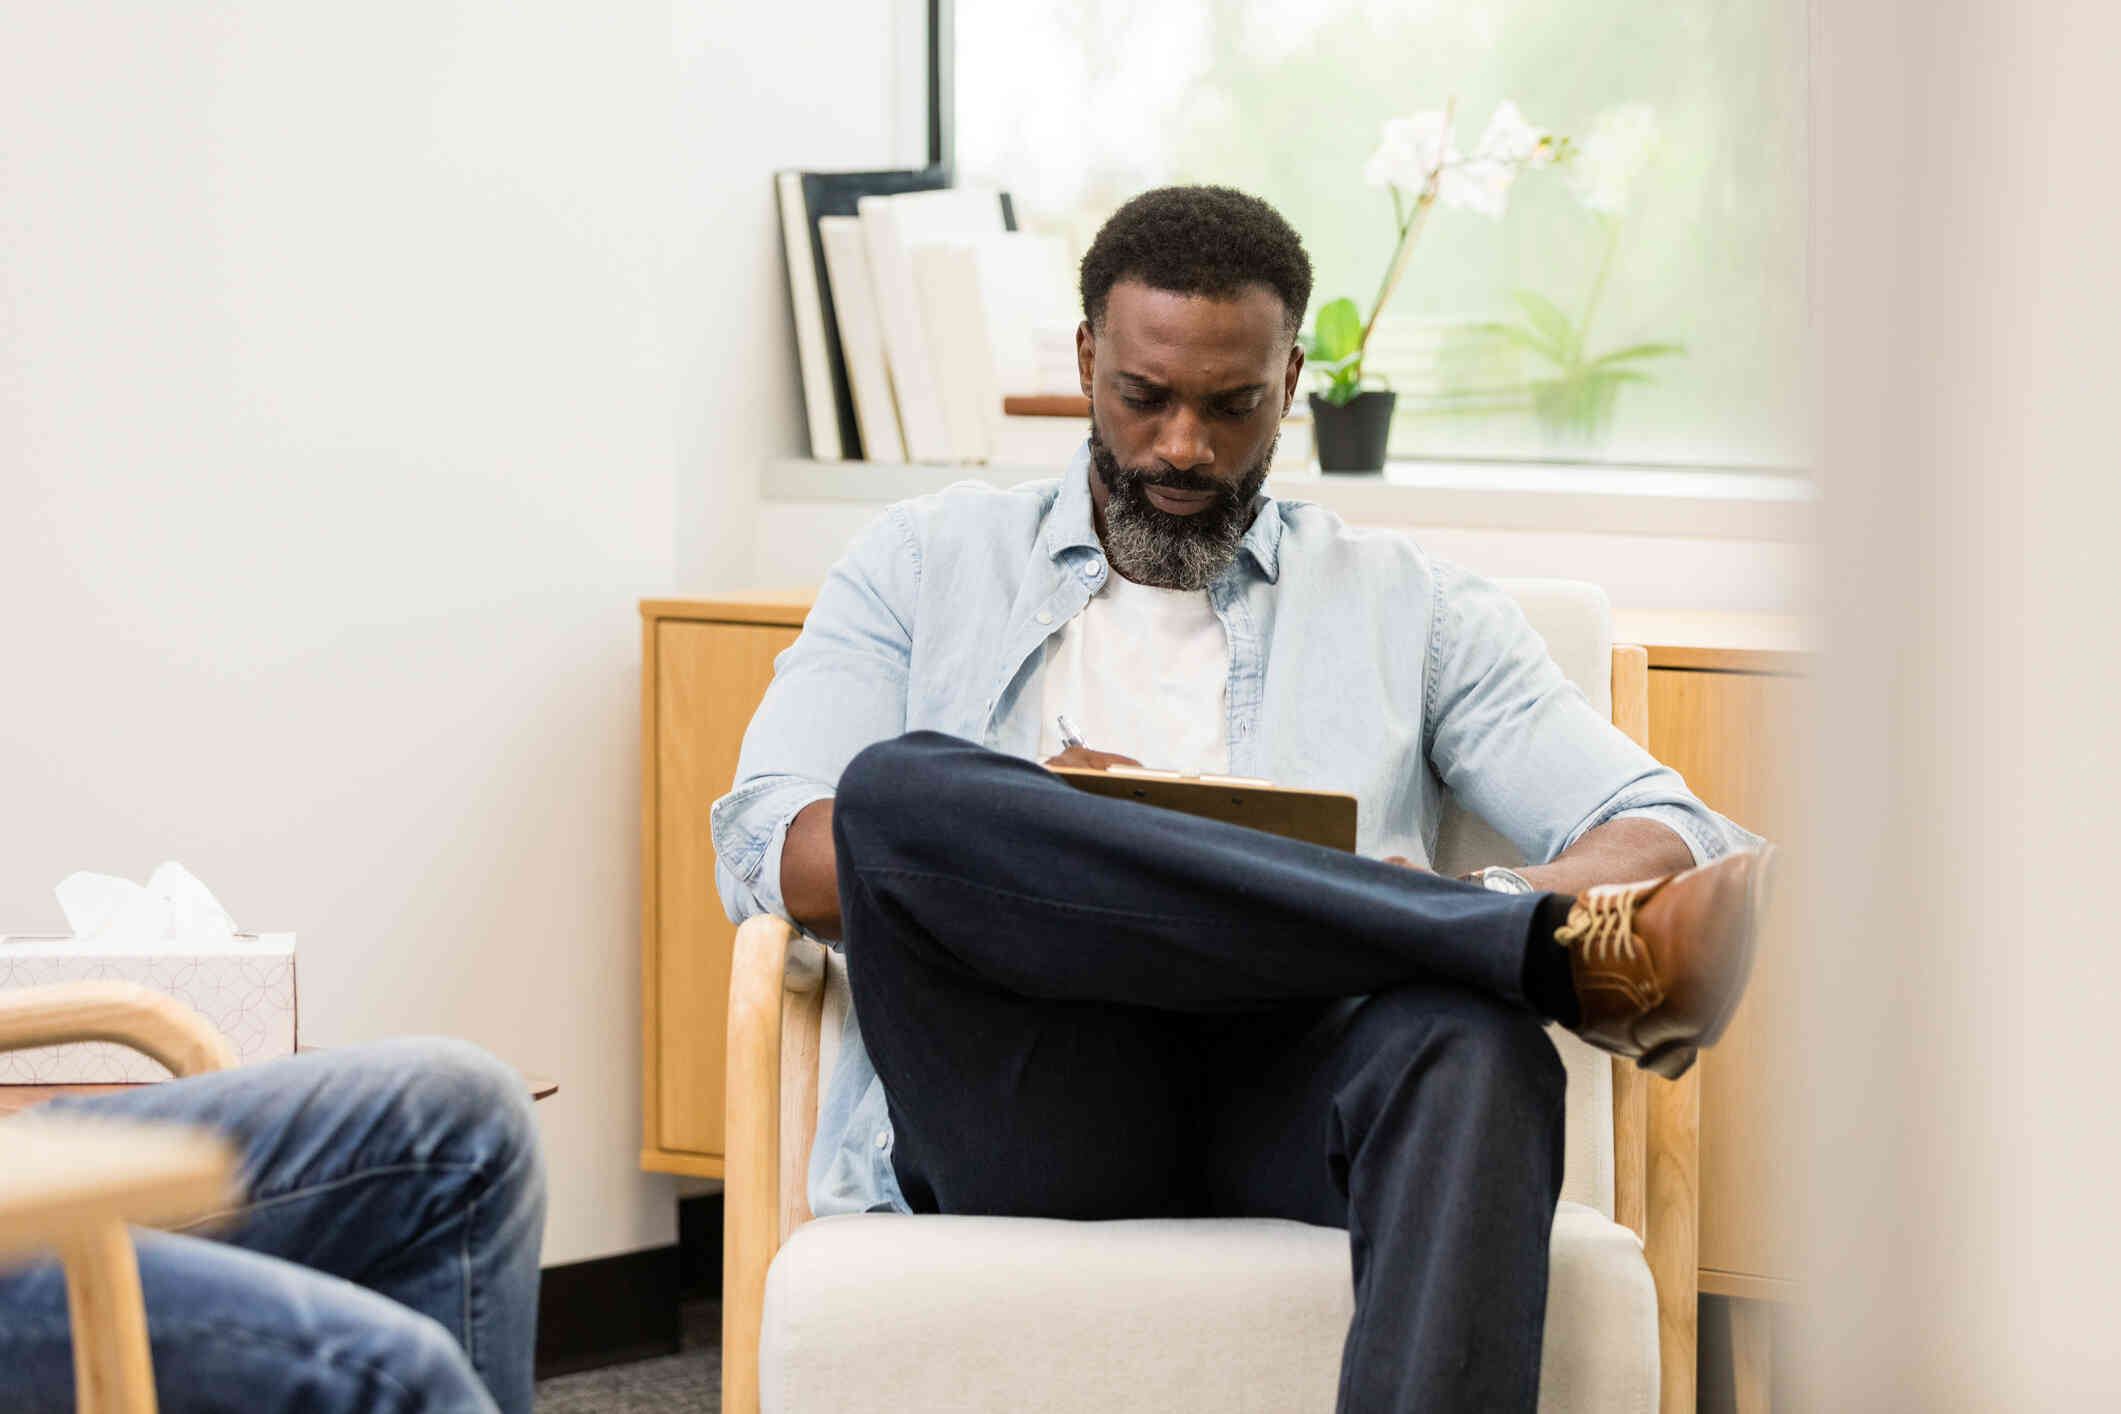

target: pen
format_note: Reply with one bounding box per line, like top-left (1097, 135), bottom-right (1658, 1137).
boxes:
top-left (1056, 713), bottom-right (1086, 751)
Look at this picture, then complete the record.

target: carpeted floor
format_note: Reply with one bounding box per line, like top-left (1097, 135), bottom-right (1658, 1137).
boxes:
top-left (536, 1298), bottom-right (720, 1413)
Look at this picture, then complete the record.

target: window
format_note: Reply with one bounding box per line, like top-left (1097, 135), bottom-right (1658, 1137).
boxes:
top-left (950, 0), bottom-right (1808, 471)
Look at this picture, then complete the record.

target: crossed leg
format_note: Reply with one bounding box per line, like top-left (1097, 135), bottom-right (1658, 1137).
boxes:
top-left (834, 731), bottom-right (1568, 1413)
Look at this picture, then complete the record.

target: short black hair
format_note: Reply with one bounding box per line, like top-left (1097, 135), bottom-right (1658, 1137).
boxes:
top-left (1079, 185), bottom-right (1314, 340)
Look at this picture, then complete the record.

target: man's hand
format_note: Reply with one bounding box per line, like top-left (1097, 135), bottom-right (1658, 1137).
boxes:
top-left (1042, 745), bottom-right (1144, 772)
top-left (781, 798), bottom-right (843, 941)
top-left (1382, 855), bottom-right (1434, 873)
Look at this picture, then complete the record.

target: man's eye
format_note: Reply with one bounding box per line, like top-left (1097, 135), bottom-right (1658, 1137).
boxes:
top-left (1216, 401), bottom-right (1262, 420)
top-left (1122, 394), bottom-right (1165, 412)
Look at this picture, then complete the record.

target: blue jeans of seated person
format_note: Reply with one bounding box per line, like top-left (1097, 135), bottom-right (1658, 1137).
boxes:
top-left (835, 732), bottom-right (1568, 1414)
top-left (0, 1038), bottom-right (545, 1414)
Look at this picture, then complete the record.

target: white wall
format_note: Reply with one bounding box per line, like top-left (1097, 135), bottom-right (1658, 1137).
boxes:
top-left (1, 1), bottom-right (895, 1268)
top-left (671, 1), bottom-right (910, 590)
top-left (1800, 0), bottom-right (2120, 1403)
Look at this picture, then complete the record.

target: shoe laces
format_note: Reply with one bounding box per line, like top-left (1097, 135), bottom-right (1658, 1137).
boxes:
top-left (1555, 884), bottom-right (1648, 969)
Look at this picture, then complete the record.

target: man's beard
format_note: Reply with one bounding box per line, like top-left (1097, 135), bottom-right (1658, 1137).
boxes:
top-left (1087, 419), bottom-right (1277, 591)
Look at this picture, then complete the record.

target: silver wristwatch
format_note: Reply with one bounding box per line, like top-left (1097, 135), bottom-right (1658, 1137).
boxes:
top-left (1466, 865), bottom-right (1536, 895)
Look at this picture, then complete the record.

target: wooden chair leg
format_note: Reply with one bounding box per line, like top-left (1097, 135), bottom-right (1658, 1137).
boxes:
top-left (1647, 1067), bottom-right (1701, 1414)
top-left (61, 1219), bottom-right (157, 1414)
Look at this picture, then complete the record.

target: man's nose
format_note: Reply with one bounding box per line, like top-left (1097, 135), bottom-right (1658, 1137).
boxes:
top-left (1153, 405), bottom-right (1215, 471)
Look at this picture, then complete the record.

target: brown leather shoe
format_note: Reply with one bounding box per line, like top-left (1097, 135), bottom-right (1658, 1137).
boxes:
top-left (1555, 846), bottom-right (1776, 1079)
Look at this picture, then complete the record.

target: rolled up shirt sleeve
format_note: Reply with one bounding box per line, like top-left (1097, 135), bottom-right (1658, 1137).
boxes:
top-left (1423, 562), bottom-right (1760, 869)
top-left (710, 505), bottom-right (920, 926)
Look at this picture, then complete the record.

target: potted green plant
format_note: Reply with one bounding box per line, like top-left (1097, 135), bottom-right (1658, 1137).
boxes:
top-left (1308, 100), bottom-right (1569, 472)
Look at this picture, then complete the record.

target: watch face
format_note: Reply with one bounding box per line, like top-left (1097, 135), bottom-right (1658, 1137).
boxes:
top-left (1482, 867), bottom-right (1533, 895)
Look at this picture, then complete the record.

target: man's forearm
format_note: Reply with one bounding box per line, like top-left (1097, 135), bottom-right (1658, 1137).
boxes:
top-left (780, 798), bottom-right (843, 941)
top-left (1511, 817), bottom-right (1695, 898)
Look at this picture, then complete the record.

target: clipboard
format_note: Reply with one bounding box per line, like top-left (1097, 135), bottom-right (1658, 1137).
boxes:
top-left (1049, 766), bottom-right (1359, 852)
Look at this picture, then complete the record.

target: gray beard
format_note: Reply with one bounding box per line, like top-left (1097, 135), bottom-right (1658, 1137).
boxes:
top-left (1088, 422), bottom-right (1277, 591)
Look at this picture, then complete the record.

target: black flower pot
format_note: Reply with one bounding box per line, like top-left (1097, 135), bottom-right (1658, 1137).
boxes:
top-left (1309, 391), bottom-right (1397, 473)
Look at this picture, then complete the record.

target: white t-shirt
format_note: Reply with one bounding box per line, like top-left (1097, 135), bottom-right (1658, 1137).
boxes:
top-left (1036, 569), bottom-right (1231, 774)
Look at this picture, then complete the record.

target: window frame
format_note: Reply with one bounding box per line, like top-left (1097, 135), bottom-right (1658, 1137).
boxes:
top-left (928, 0), bottom-right (952, 171)
top-left (927, 0), bottom-right (1813, 485)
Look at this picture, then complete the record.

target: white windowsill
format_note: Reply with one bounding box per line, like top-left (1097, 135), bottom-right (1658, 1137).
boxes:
top-left (763, 456), bottom-right (1815, 543)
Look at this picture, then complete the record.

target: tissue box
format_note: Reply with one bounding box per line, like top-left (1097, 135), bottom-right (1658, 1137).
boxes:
top-left (0, 933), bottom-right (297, 1083)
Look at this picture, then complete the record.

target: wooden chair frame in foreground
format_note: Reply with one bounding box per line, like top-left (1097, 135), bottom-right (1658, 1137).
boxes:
top-left (0, 982), bottom-right (242, 1414)
top-left (722, 645), bottom-right (1704, 1414)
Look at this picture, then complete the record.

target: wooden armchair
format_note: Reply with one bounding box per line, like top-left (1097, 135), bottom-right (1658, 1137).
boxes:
top-left (0, 982), bottom-right (243, 1414)
top-left (722, 594), bottom-right (1704, 1413)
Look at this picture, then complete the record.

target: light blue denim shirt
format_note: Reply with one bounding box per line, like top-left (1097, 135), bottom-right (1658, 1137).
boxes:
top-left (712, 443), bottom-right (1755, 1219)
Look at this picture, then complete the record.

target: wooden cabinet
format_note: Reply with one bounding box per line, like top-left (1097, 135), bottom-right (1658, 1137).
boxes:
top-left (1650, 668), bottom-right (1803, 1297)
top-left (1617, 615), bottom-right (1809, 1413)
top-left (1616, 615), bottom-right (1809, 1306)
top-left (639, 595), bottom-right (810, 1177)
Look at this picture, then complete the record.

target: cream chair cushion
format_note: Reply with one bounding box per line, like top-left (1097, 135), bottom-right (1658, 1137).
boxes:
top-left (760, 1206), bottom-right (1657, 1414)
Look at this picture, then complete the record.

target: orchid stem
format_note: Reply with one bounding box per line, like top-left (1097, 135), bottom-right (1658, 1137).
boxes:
top-left (1361, 196), bottom-right (1436, 353)
top-left (1360, 95), bottom-right (1455, 357)
top-left (1576, 215), bottom-right (1622, 364)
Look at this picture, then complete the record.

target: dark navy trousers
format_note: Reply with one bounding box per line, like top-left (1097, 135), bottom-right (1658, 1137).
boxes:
top-left (834, 732), bottom-right (1569, 1414)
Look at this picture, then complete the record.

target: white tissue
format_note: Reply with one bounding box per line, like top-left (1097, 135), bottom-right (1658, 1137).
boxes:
top-left (55, 861), bottom-right (238, 951)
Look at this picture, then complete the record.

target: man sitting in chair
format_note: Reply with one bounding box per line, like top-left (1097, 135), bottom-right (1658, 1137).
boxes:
top-left (0, 1040), bottom-right (544, 1414)
top-left (715, 185), bottom-right (1768, 1412)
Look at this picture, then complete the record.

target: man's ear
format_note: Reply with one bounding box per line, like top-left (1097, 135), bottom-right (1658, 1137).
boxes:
top-left (1283, 341), bottom-right (1305, 415)
top-left (1076, 319), bottom-right (1096, 399)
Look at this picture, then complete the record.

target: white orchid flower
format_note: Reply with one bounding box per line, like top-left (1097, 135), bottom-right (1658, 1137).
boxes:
top-left (1363, 112), bottom-right (1459, 194)
top-left (1446, 101), bottom-right (1561, 217)
top-left (1367, 102), bottom-right (1559, 220)
top-left (1343, 99), bottom-right (1577, 356)
top-left (1567, 103), bottom-right (1659, 214)
top-left (1438, 160), bottom-right (1512, 218)
top-left (1469, 101), bottom-right (1556, 168)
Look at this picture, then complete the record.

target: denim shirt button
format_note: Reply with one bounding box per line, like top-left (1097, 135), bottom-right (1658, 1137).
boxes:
top-left (1036, 609), bottom-right (1054, 625)
top-left (875, 1128), bottom-right (891, 1150)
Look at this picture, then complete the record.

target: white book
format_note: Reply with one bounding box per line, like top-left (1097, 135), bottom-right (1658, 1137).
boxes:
top-left (818, 216), bottom-right (905, 464)
top-left (776, 171), bottom-right (842, 461)
top-left (911, 244), bottom-right (994, 463)
top-left (857, 188), bottom-right (1007, 463)
top-left (911, 233), bottom-right (1078, 463)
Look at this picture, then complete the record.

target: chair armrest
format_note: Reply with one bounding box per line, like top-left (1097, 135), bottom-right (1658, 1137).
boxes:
top-left (0, 1115), bottom-right (239, 1263)
top-left (723, 914), bottom-right (827, 1414)
top-left (1645, 1068), bottom-right (1701, 1414)
top-left (0, 1114), bottom-right (241, 1414)
top-left (0, 981), bottom-right (238, 1078)
top-left (1611, 641), bottom-right (1701, 1414)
